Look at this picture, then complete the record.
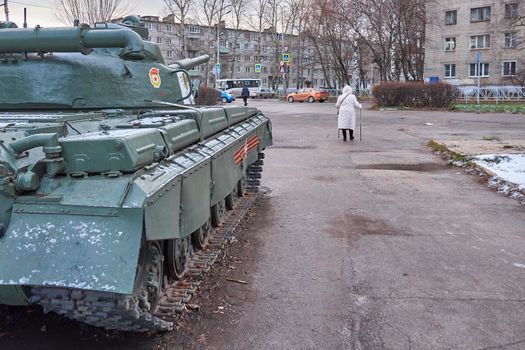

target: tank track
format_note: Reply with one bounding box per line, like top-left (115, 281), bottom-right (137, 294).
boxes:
top-left (29, 154), bottom-right (265, 332)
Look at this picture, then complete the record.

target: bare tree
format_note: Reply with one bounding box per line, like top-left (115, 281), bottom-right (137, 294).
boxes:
top-left (501, 8), bottom-right (525, 86)
top-left (164, 0), bottom-right (195, 60)
top-left (228, 0), bottom-right (250, 78)
top-left (55, 0), bottom-right (134, 26)
top-left (195, 0), bottom-right (231, 85)
top-left (285, 0), bottom-right (309, 88)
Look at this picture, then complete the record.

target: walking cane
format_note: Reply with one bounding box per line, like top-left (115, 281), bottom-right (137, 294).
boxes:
top-left (359, 108), bottom-right (362, 141)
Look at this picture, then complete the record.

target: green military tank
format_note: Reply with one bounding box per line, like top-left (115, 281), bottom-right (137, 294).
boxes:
top-left (0, 16), bottom-right (272, 331)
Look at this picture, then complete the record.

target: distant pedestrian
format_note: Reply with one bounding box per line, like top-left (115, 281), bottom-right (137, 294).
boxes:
top-left (241, 84), bottom-right (250, 106)
top-left (336, 85), bottom-right (362, 141)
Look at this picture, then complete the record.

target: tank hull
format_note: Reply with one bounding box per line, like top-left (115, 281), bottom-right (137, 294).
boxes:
top-left (0, 107), bottom-right (271, 306)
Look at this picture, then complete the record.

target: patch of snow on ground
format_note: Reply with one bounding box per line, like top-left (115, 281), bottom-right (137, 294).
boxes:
top-left (473, 154), bottom-right (525, 190)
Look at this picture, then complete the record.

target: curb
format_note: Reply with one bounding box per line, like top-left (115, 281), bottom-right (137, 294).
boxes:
top-left (428, 139), bottom-right (525, 204)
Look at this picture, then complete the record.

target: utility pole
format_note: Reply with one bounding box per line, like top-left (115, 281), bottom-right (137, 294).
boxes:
top-left (0, 0), bottom-right (9, 22)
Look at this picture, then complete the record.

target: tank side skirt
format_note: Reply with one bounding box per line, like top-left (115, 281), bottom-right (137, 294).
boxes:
top-left (30, 152), bottom-right (264, 332)
top-left (138, 115), bottom-right (268, 241)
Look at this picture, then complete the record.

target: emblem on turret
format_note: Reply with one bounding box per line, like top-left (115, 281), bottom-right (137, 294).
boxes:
top-left (149, 67), bottom-right (162, 88)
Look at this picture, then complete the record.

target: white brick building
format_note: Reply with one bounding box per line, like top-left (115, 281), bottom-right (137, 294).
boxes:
top-left (424, 0), bottom-right (524, 86)
top-left (140, 15), bottom-right (353, 90)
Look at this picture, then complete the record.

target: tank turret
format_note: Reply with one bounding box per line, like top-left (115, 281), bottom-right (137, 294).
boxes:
top-left (0, 17), bottom-right (208, 110)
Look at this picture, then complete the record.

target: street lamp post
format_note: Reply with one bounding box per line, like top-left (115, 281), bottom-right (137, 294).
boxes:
top-left (214, 11), bottom-right (231, 88)
top-left (215, 25), bottom-right (220, 88)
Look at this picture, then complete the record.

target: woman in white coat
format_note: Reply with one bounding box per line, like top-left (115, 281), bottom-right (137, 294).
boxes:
top-left (336, 85), bottom-right (362, 141)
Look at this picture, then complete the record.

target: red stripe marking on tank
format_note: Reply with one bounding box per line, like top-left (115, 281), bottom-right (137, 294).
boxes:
top-left (234, 136), bottom-right (259, 165)
top-left (247, 142), bottom-right (259, 152)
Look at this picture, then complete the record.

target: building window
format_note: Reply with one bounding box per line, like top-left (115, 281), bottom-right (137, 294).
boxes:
top-left (244, 43), bottom-right (250, 49)
top-left (263, 67), bottom-right (267, 73)
top-left (444, 37), bottom-right (456, 51)
top-left (187, 26), bottom-right (200, 34)
top-left (237, 66), bottom-right (241, 73)
top-left (146, 23), bottom-right (153, 30)
top-left (502, 61), bottom-right (517, 76)
top-left (156, 37), bottom-right (162, 44)
top-left (470, 7), bottom-right (491, 22)
top-left (245, 55), bottom-right (250, 61)
top-left (469, 63), bottom-right (489, 77)
top-left (252, 32), bottom-right (259, 41)
top-left (445, 10), bottom-right (457, 25)
top-left (504, 33), bottom-right (517, 48)
top-left (166, 38), bottom-right (172, 44)
top-left (505, 3), bottom-right (519, 18)
top-left (444, 64), bottom-right (456, 78)
top-left (166, 50), bottom-right (173, 58)
top-left (166, 25), bottom-right (172, 32)
top-left (156, 24), bottom-right (162, 31)
top-left (245, 66), bottom-right (252, 73)
top-left (470, 35), bottom-right (490, 49)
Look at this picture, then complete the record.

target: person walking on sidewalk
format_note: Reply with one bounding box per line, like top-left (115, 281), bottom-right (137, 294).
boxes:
top-left (336, 85), bottom-right (362, 141)
top-left (241, 84), bottom-right (250, 106)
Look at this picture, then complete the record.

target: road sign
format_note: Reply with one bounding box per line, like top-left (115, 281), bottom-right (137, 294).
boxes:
top-left (282, 53), bottom-right (290, 63)
top-left (255, 63), bottom-right (262, 73)
top-left (214, 63), bottom-right (221, 76)
top-left (476, 51), bottom-right (481, 63)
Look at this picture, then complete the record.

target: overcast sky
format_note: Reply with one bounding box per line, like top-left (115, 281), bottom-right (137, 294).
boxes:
top-left (6, 0), bottom-right (167, 27)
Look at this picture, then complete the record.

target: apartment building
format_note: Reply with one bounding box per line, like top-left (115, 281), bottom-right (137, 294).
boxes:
top-left (424, 0), bottom-right (523, 86)
top-left (140, 15), bottom-right (351, 89)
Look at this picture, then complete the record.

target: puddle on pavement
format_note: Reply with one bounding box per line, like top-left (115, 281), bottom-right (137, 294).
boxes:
top-left (326, 212), bottom-right (410, 246)
top-left (355, 163), bottom-right (447, 172)
top-left (312, 175), bottom-right (336, 183)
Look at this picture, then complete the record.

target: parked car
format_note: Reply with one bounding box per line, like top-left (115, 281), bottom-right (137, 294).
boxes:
top-left (256, 88), bottom-right (275, 99)
top-left (286, 89), bottom-right (329, 103)
top-left (219, 90), bottom-right (235, 103)
top-left (226, 89), bottom-right (257, 98)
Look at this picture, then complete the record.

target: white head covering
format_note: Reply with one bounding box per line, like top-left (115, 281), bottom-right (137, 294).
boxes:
top-left (342, 85), bottom-right (352, 94)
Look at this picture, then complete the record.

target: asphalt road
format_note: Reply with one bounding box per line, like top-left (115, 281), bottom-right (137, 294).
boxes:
top-left (1, 100), bottom-right (524, 349)
top-left (194, 100), bottom-right (525, 349)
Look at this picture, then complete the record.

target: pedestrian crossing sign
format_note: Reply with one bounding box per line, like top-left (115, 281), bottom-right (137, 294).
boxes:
top-left (282, 53), bottom-right (290, 63)
top-left (255, 63), bottom-right (262, 73)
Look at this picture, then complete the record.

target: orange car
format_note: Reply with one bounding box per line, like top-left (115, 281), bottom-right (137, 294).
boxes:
top-left (286, 89), bottom-right (329, 103)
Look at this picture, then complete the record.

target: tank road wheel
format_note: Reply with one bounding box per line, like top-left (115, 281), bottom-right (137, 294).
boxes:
top-left (308, 96), bottom-right (314, 103)
top-left (288, 96), bottom-right (294, 103)
top-left (192, 220), bottom-right (211, 250)
top-left (237, 178), bottom-right (247, 197)
top-left (225, 188), bottom-right (239, 210)
top-left (211, 199), bottom-right (226, 227)
top-left (167, 237), bottom-right (192, 280)
top-left (135, 241), bottom-right (164, 313)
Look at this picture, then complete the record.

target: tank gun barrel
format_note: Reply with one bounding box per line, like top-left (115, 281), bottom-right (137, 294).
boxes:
top-left (171, 54), bottom-right (209, 70)
top-left (0, 26), bottom-right (145, 59)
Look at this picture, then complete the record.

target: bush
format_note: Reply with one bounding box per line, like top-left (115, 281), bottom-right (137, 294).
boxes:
top-left (372, 82), bottom-right (459, 108)
top-left (195, 86), bottom-right (220, 106)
